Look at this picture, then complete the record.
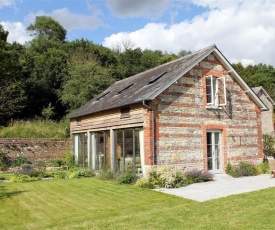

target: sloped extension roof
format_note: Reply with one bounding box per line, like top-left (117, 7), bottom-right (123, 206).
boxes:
top-left (252, 86), bottom-right (275, 105)
top-left (69, 44), bottom-right (267, 119)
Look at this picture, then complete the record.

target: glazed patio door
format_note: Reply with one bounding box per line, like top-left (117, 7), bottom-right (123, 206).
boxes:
top-left (207, 130), bottom-right (222, 173)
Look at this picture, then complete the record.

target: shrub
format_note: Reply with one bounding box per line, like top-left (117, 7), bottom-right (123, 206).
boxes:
top-left (0, 163), bottom-right (9, 171)
top-left (263, 134), bottom-right (275, 158)
top-left (16, 164), bottom-right (38, 177)
top-left (147, 166), bottom-right (187, 188)
top-left (32, 161), bottom-right (46, 168)
top-left (64, 151), bottom-right (75, 168)
top-left (134, 177), bottom-right (154, 188)
top-left (51, 158), bottom-right (64, 167)
top-left (117, 171), bottom-right (137, 184)
top-left (52, 171), bottom-right (68, 179)
top-left (11, 156), bottom-right (28, 167)
top-left (185, 169), bottom-right (213, 184)
top-left (226, 161), bottom-right (259, 177)
top-left (238, 161), bottom-right (259, 176)
top-left (257, 162), bottom-right (270, 174)
top-left (69, 169), bottom-right (95, 179)
top-left (10, 174), bottom-right (40, 182)
top-left (225, 162), bottom-right (236, 175)
top-left (147, 166), bottom-right (164, 188)
top-left (97, 169), bottom-right (115, 180)
top-left (0, 151), bottom-right (11, 171)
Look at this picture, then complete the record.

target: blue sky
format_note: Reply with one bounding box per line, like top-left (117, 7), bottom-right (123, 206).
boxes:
top-left (1, 0), bottom-right (275, 66)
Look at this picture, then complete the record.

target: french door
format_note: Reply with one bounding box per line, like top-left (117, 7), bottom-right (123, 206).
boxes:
top-left (207, 130), bottom-right (222, 173)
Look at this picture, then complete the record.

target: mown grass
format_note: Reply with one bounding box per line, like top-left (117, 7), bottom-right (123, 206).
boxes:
top-left (0, 178), bottom-right (275, 230)
top-left (0, 119), bottom-right (70, 139)
top-left (0, 173), bottom-right (14, 180)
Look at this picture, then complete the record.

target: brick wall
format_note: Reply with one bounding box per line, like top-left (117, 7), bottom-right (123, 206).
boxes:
top-left (0, 138), bottom-right (72, 163)
top-left (143, 105), bottom-right (153, 165)
top-left (154, 54), bottom-right (263, 172)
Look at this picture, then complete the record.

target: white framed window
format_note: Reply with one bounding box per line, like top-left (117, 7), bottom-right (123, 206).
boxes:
top-left (206, 75), bottom-right (227, 108)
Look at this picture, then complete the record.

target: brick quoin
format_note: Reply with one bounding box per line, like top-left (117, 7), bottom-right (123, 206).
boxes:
top-left (143, 107), bottom-right (153, 165)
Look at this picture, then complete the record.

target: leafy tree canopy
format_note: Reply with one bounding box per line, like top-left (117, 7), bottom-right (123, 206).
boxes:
top-left (61, 60), bottom-right (115, 111)
top-left (0, 25), bottom-right (26, 124)
top-left (232, 63), bottom-right (275, 101)
top-left (27, 16), bottom-right (67, 42)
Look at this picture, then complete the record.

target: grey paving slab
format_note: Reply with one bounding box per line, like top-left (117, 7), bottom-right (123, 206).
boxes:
top-left (154, 174), bottom-right (275, 202)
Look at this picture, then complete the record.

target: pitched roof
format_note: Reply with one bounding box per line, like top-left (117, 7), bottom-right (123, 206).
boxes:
top-left (252, 86), bottom-right (275, 105)
top-left (69, 44), bottom-right (267, 118)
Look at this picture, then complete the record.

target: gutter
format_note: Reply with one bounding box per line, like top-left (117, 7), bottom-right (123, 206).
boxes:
top-left (142, 100), bottom-right (155, 165)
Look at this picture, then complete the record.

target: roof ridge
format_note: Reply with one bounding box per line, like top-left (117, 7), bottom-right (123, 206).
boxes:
top-left (113, 44), bottom-right (216, 85)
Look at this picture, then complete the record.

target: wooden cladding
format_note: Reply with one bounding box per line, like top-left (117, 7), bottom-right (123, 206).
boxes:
top-left (71, 103), bottom-right (144, 133)
top-left (120, 107), bottom-right (130, 118)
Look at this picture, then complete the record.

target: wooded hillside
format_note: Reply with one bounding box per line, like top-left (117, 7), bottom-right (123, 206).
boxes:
top-left (1, 16), bottom-right (274, 126)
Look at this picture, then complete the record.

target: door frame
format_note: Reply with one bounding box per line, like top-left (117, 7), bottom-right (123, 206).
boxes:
top-left (206, 130), bottom-right (223, 173)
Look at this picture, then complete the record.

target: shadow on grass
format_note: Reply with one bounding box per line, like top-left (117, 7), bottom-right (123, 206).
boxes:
top-left (0, 186), bottom-right (28, 200)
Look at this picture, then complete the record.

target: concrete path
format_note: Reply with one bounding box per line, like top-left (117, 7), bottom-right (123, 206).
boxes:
top-left (154, 174), bottom-right (275, 202)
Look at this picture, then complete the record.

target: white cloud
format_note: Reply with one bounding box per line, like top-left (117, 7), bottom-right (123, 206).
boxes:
top-left (26, 8), bottom-right (104, 31)
top-left (106, 0), bottom-right (169, 18)
top-left (1, 6), bottom-right (105, 44)
top-left (0, 0), bottom-right (15, 9)
top-left (190, 0), bottom-right (244, 10)
top-left (103, 0), bottom-right (275, 66)
top-left (1, 21), bottom-right (32, 44)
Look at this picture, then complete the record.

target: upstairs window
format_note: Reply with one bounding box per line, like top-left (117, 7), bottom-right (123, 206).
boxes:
top-left (120, 107), bottom-right (130, 118)
top-left (206, 75), bottom-right (227, 108)
top-left (76, 119), bottom-right (81, 126)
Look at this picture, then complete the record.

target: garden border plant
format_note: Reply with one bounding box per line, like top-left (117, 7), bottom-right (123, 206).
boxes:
top-left (134, 166), bottom-right (213, 189)
top-left (225, 161), bottom-right (259, 177)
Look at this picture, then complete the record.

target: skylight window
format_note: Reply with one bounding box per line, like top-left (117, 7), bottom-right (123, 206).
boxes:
top-left (148, 71), bottom-right (167, 84)
top-left (117, 83), bottom-right (133, 95)
top-left (96, 91), bottom-right (110, 101)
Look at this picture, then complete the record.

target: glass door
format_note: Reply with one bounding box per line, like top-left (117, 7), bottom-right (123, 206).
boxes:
top-left (207, 130), bottom-right (222, 173)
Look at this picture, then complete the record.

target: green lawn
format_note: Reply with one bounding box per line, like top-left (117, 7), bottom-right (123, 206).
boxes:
top-left (0, 178), bottom-right (274, 230)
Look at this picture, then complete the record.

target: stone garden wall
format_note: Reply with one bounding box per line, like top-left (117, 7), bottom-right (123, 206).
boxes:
top-left (0, 138), bottom-right (72, 163)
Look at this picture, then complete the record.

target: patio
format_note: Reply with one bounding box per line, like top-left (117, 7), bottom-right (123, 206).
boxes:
top-left (155, 174), bottom-right (275, 202)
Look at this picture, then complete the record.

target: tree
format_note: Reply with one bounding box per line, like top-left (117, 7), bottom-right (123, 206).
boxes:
top-left (114, 48), bottom-right (143, 79)
top-left (232, 63), bottom-right (275, 102)
top-left (178, 49), bottom-right (192, 57)
top-left (61, 60), bottom-right (115, 111)
top-left (27, 16), bottom-right (66, 41)
top-left (23, 47), bottom-right (68, 119)
top-left (158, 54), bottom-right (178, 65)
top-left (0, 25), bottom-right (26, 124)
top-left (66, 39), bottom-right (117, 67)
top-left (140, 49), bottom-right (162, 69)
top-left (21, 17), bottom-right (68, 119)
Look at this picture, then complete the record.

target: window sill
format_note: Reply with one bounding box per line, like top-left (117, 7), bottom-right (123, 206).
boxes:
top-left (120, 115), bottom-right (131, 119)
top-left (206, 106), bottom-right (223, 110)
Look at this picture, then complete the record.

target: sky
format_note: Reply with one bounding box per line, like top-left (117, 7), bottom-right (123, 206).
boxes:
top-left (1, 0), bottom-right (275, 66)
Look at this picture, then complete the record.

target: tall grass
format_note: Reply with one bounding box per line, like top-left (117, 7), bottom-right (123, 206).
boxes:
top-left (0, 119), bottom-right (70, 139)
